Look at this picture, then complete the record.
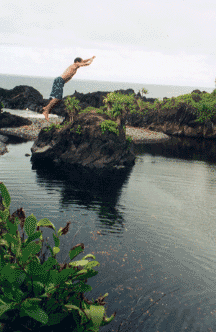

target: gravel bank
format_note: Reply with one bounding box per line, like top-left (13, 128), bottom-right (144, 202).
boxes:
top-left (0, 118), bottom-right (171, 155)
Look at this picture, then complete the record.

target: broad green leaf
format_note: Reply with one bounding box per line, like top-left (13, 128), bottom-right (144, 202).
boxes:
top-left (0, 264), bottom-right (24, 284)
top-left (33, 281), bottom-right (45, 297)
top-left (100, 312), bottom-right (116, 326)
top-left (45, 311), bottom-right (68, 326)
top-left (0, 183), bottom-right (11, 208)
top-left (0, 303), bottom-right (14, 318)
top-left (81, 254), bottom-right (96, 260)
top-left (69, 259), bottom-right (89, 267)
top-left (71, 269), bottom-right (98, 282)
top-left (19, 242), bottom-right (42, 263)
top-left (14, 216), bottom-right (20, 226)
top-left (3, 233), bottom-right (19, 248)
top-left (24, 258), bottom-right (44, 277)
top-left (69, 245), bottom-right (84, 260)
top-left (9, 285), bottom-right (25, 302)
top-left (50, 266), bottom-right (77, 285)
top-left (24, 214), bottom-right (38, 237)
top-left (89, 306), bottom-right (105, 328)
top-left (69, 260), bottom-right (99, 270)
top-left (0, 209), bottom-right (9, 223)
top-left (22, 231), bottom-right (42, 248)
top-left (0, 286), bottom-right (15, 301)
top-left (52, 233), bottom-right (60, 247)
top-left (43, 282), bottom-right (57, 296)
top-left (20, 301), bottom-right (48, 325)
top-left (6, 218), bottom-right (18, 236)
top-left (0, 251), bottom-right (6, 270)
top-left (0, 239), bottom-right (9, 249)
top-left (64, 304), bottom-right (82, 313)
top-left (0, 294), bottom-right (15, 306)
top-left (57, 228), bottom-right (63, 237)
top-left (41, 297), bottom-right (56, 310)
top-left (53, 246), bottom-right (60, 255)
top-left (41, 256), bottom-right (57, 272)
top-left (45, 243), bottom-right (54, 257)
top-left (72, 281), bottom-right (92, 294)
top-left (16, 271), bottom-right (27, 286)
top-left (37, 218), bottom-right (56, 232)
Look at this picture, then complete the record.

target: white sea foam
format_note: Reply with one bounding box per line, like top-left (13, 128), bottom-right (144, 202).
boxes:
top-left (2, 108), bottom-right (61, 118)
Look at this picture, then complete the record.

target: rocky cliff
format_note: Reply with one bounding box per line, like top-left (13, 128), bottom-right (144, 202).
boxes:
top-left (31, 109), bottom-right (136, 174)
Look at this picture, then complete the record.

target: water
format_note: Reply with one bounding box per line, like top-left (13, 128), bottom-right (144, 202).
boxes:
top-left (2, 137), bottom-right (216, 331)
top-left (1, 76), bottom-right (216, 331)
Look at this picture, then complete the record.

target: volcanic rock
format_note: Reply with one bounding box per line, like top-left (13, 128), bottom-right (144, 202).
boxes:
top-left (0, 142), bottom-right (8, 156)
top-left (0, 111), bottom-right (32, 128)
top-left (31, 110), bottom-right (135, 173)
top-left (0, 134), bottom-right (9, 143)
top-left (126, 92), bottom-right (216, 139)
top-left (0, 85), bottom-right (44, 112)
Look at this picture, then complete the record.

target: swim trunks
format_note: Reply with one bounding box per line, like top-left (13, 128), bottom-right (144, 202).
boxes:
top-left (50, 76), bottom-right (65, 99)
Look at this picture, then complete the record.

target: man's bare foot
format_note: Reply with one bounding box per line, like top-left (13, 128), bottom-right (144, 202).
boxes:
top-left (42, 109), bottom-right (50, 122)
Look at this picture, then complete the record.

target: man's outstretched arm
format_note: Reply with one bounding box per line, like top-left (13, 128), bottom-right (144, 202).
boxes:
top-left (83, 58), bottom-right (92, 63)
top-left (83, 56), bottom-right (96, 63)
top-left (78, 56), bottom-right (96, 67)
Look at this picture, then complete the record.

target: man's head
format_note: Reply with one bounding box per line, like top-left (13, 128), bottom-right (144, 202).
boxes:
top-left (74, 57), bottom-right (83, 63)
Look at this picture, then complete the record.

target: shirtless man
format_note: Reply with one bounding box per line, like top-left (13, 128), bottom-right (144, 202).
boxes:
top-left (42, 56), bottom-right (96, 121)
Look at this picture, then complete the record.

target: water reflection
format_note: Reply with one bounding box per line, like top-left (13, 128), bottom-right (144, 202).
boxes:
top-left (31, 161), bottom-right (135, 236)
top-left (134, 136), bottom-right (216, 163)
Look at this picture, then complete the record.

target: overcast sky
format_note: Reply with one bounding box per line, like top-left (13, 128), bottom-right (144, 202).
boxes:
top-left (1, 0), bottom-right (216, 87)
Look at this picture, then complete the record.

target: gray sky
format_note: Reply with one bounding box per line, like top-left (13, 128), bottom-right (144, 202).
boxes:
top-left (1, 0), bottom-right (216, 87)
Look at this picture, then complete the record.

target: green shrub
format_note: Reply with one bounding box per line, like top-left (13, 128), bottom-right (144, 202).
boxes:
top-left (0, 182), bottom-right (116, 331)
top-left (134, 91), bottom-right (216, 124)
top-left (100, 120), bottom-right (119, 136)
top-left (76, 125), bottom-right (82, 135)
top-left (78, 107), bottom-right (98, 114)
top-left (211, 89), bottom-right (216, 96)
top-left (139, 88), bottom-right (149, 97)
top-left (43, 121), bottom-right (71, 132)
top-left (103, 92), bottom-right (137, 118)
top-left (158, 92), bottom-right (216, 124)
top-left (64, 97), bottom-right (81, 115)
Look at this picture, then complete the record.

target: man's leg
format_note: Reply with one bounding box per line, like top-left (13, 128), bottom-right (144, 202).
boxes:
top-left (42, 98), bottom-right (61, 121)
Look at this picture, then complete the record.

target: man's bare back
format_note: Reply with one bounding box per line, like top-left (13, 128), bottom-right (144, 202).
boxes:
top-left (61, 56), bottom-right (96, 83)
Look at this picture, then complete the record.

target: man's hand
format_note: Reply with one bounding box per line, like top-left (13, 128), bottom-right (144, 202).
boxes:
top-left (92, 56), bottom-right (96, 59)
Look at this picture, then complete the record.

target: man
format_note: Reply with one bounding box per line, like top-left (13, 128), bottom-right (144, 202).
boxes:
top-left (42, 56), bottom-right (96, 121)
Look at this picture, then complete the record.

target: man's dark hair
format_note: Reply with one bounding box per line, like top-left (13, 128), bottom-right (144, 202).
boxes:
top-left (74, 57), bottom-right (83, 63)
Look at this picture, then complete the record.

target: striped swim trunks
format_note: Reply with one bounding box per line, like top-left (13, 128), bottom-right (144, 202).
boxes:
top-left (50, 76), bottom-right (65, 99)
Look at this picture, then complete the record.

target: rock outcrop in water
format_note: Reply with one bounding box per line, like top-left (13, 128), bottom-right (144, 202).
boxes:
top-left (126, 90), bottom-right (216, 139)
top-left (0, 85), bottom-right (44, 113)
top-left (31, 109), bottom-right (135, 174)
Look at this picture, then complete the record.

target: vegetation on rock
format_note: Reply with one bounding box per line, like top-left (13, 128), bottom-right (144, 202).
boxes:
top-left (42, 89), bottom-right (216, 145)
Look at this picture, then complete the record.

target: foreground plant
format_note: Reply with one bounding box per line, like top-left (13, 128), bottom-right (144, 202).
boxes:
top-left (0, 182), bottom-right (116, 331)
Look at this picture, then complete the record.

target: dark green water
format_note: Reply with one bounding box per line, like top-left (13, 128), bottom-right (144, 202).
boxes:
top-left (1, 137), bottom-right (216, 331)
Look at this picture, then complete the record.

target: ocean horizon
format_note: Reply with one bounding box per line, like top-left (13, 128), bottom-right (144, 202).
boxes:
top-left (0, 73), bottom-right (214, 100)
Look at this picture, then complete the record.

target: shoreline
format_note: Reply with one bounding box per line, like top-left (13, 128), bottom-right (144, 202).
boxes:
top-left (0, 117), bottom-right (171, 146)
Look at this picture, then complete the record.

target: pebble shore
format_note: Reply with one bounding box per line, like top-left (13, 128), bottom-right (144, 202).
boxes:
top-left (0, 117), bottom-right (171, 156)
